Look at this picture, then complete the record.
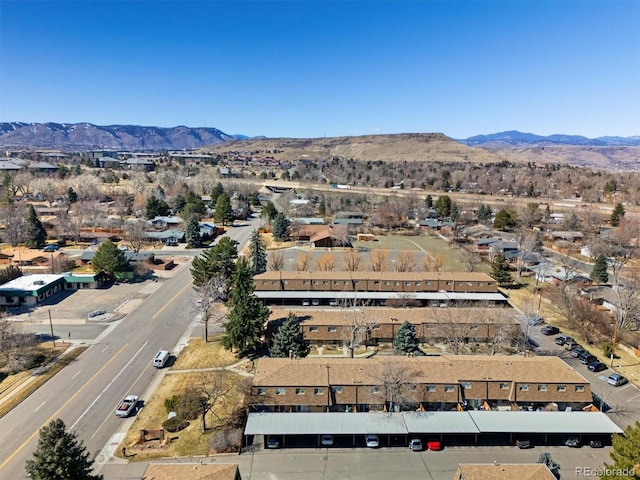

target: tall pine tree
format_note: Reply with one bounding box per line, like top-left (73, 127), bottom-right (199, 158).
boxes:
top-left (26, 418), bottom-right (103, 480)
top-left (25, 204), bottom-right (47, 248)
top-left (491, 253), bottom-right (514, 287)
top-left (393, 320), bottom-right (420, 354)
top-left (190, 237), bottom-right (238, 288)
top-left (248, 229), bottom-right (267, 275)
top-left (611, 202), bottom-right (626, 227)
top-left (185, 213), bottom-right (202, 248)
top-left (590, 254), bottom-right (609, 284)
top-left (214, 193), bottom-right (234, 226)
top-left (272, 213), bottom-right (291, 241)
top-left (222, 257), bottom-right (270, 356)
top-left (91, 240), bottom-right (129, 280)
top-left (270, 312), bottom-right (309, 358)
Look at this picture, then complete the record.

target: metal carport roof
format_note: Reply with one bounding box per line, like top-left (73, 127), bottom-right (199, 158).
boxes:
top-left (245, 412), bottom-right (407, 435)
top-left (468, 411), bottom-right (623, 434)
top-left (255, 291), bottom-right (507, 301)
top-left (403, 412), bottom-right (480, 434)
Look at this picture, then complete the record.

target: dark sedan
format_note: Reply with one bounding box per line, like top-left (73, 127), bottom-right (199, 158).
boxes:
top-left (588, 361), bottom-right (607, 372)
top-left (541, 325), bottom-right (560, 336)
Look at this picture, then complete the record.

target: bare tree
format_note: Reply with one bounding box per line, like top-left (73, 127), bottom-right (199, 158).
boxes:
top-left (456, 248), bottom-right (482, 272)
top-left (123, 220), bottom-right (147, 253)
top-left (193, 370), bottom-right (236, 432)
top-left (317, 254), bottom-right (336, 271)
top-left (340, 300), bottom-right (377, 358)
top-left (267, 251), bottom-right (284, 271)
top-left (372, 359), bottom-right (421, 412)
top-left (1, 202), bottom-right (27, 246)
top-left (343, 250), bottom-right (362, 271)
top-left (193, 273), bottom-right (228, 342)
top-left (395, 250), bottom-right (416, 272)
top-left (610, 269), bottom-right (640, 362)
top-left (369, 249), bottom-right (389, 272)
top-left (0, 315), bottom-right (39, 373)
top-left (295, 252), bottom-right (312, 272)
top-left (514, 229), bottom-right (540, 277)
top-left (433, 307), bottom-right (476, 355)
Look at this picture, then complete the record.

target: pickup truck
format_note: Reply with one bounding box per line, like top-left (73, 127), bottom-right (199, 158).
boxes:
top-left (115, 394), bottom-right (138, 417)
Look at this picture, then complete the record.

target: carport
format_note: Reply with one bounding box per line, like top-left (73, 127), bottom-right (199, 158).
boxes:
top-left (244, 412), bottom-right (408, 448)
top-left (403, 411), bottom-right (480, 446)
top-left (468, 411), bottom-right (623, 446)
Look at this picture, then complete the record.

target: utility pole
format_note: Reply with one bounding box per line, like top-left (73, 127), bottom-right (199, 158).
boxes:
top-left (48, 309), bottom-right (56, 347)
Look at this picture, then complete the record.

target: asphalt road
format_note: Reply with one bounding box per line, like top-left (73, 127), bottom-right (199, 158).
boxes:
top-left (0, 215), bottom-right (262, 480)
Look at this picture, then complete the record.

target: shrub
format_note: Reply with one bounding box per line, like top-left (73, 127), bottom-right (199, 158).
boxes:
top-left (227, 405), bottom-right (248, 429)
top-left (177, 389), bottom-right (206, 421)
top-left (162, 416), bottom-right (189, 433)
top-left (164, 395), bottom-right (181, 414)
top-left (210, 428), bottom-right (243, 453)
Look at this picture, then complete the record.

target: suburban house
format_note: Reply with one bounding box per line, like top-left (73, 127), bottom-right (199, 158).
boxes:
top-left (310, 225), bottom-right (351, 248)
top-left (0, 247), bottom-right (65, 270)
top-left (452, 464), bottom-right (556, 480)
top-left (250, 356), bottom-right (593, 413)
top-left (528, 263), bottom-right (593, 287)
top-left (266, 307), bottom-right (521, 348)
top-left (147, 216), bottom-right (184, 229)
top-left (332, 211), bottom-right (364, 226)
top-left (253, 271), bottom-right (507, 306)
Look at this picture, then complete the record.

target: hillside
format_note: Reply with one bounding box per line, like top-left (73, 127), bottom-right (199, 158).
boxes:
top-left (201, 133), bottom-right (506, 164)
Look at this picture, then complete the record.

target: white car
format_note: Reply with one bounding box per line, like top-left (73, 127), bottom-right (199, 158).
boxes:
top-left (312, 299), bottom-right (320, 306)
top-left (266, 436), bottom-right (280, 449)
top-left (321, 434), bottom-right (334, 446)
top-left (365, 434), bottom-right (379, 448)
top-left (302, 299), bottom-right (310, 306)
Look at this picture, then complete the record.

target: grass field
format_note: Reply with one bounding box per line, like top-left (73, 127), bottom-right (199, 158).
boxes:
top-left (171, 336), bottom-right (237, 370)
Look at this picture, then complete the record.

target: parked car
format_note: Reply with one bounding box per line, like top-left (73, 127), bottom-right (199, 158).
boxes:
top-left (528, 316), bottom-right (544, 326)
top-left (329, 299), bottom-right (338, 307)
top-left (555, 335), bottom-right (573, 346)
top-left (515, 439), bottom-right (532, 449)
top-left (365, 434), bottom-right (379, 448)
top-left (565, 437), bottom-right (581, 448)
top-left (565, 340), bottom-right (581, 350)
top-left (266, 436), bottom-right (280, 449)
top-left (409, 438), bottom-right (423, 451)
top-left (426, 440), bottom-right (442, 451)
top-left (589, 440), bottom-right (604, 448)
top-left (43, 244), bottom-right (60, 252)
top-left (321, 434), bottom-right (334, 446)
top-left (312, 299), bottom-right (320, 306)
top-left (607, 373), bottom-right (628, 387)
top-left (588, 361), bottom-right (608, 372)
top-left (302, 299), bottom-right (310, 306)
top-left (570, 347), bottom-right (586, 358)
top-left (541, 325), bottom-right (560, 336)
top-left (579, 353), bottom-right (597, 365)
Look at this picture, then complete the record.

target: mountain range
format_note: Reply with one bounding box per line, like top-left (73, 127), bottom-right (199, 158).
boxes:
top-left (1, 122), bottom-right (639, 151)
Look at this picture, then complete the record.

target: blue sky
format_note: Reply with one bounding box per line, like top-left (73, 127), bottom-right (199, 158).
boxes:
top-left (1, 0), bottom-right (638, 139)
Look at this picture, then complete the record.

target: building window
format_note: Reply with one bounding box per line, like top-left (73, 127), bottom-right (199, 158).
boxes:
top-left (575, 385), bottom-right (585, 392)
top-left (276, 388), bottom-right (286, 395)
top-left (416, 282), bottom-right (421, 287)
top-left (557, 385), bottom-right (566, 392)
top-left (283, 280), bottom-right (288, 285)
top-left (461, 382), bottom-right (472, 390)
top-left (370, 386), bottom-right (380, 394)
top-left (309, 326), bottom-right (318, 332)
top-left (344, 281), bottom-right (349, 285)
top-left (395, 281), bottom-right (400, 286)
top-left (467, 282), bottom-right (473, 287)
top-left (331, 386), bottom-right (342, 394)
top-left (328, 327), bottom-right (337, 332)
top-left (385, 281), bottom-right (391, 286)
top-left (500, 382), bottom-right (509, 390)
top-left (478, 282), bottom-right (483, 287)
top-left (257, 388), bottom-right (267, 395)
top-left (261, 281), bottom-right (267, 285)
top-left (314, 388), bottom-right (324, 395)
top-left (538, 385), bottom-right (547, 392)
top-left (405, 282), bottom-right (412, 286)
top-left (518, 384), bottom-right (529, 391)
top-left (408, 384), bottom-right (417, 391)
top-left (426, 385), bottom-right (436, 392)
top-left (426, 281), bottom-right (431, 286)
top-left (296, 388), bottom-right (305, 395)
top-left (444, 385), bottom-right (454, 393)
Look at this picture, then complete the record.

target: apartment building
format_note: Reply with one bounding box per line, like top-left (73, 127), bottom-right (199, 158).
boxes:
top-left (266, 307), bottom-right (521, 347)
top-left (253, 271), bottom-right (507, 306)
top-left (251, 356), bottom-right (592, 413)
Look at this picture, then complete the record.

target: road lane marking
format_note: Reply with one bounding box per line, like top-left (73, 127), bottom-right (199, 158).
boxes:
top-left (72, 370), bottom-right (82, 379)
top-left (89, 342), bottom-right (152, 439)
top-left (152, 280), bottom-right (192, 319)
top-left (33, 401), bottom-right (46, 413)
top-left (101, 345), bottom-right (109, 353)
top-left (0, 343), bottom-right (128, 472)
top-left (71, 340), bottom-right (150, 433)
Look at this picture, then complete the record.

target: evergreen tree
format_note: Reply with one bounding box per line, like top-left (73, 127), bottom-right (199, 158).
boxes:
top-left (26, 418), bottom-right (103, 480)
top-left (318, 198), bottom-right (326, 217)
top-left (67, 187), bottom-right (78, 203)
top-left (434, 195), bottom-right (452, 219)
top-left (145, 195), bottom-right (170, 219)
top-left (393, 321), bottom-right (420, 354)
top-left (25, 204), bottom-right (47, 248)
top-left (537, 452), bottom-right (560, 480)
top-left (261, 201), bottom-right (278, 222)
top-left (493, 209), bottom-right (518, 230)
top-left (211, 182), bottom-right (225, 202)
top-left (222, 257), bottom-right (270, 356)
top-left (272, 213), bottom-right (291, 241)
top-left (185, 213), bottom-right (202, 248)
top-left (425, 195), bottom-right (433, 209)
top-left (590, 254), bottom-right (609, 284)
top-left (214, 193), bottom-right (234, 226)
top-left (476, 204), bottom-right (492, 224)
top-left (190, 237), bottom-right (238, 287)
top-left (91, 240), bottom-right (129, 280)
top-left (270, 312), bottom-right (309, 358)
top-left (248, 229), bottom-right (267, 275)
top-left (602, 420), bottom-right (640, 480)
top-left (611, 202), bottom-right (626, 227)
top-left (491, 253), bottom-right (514, 287)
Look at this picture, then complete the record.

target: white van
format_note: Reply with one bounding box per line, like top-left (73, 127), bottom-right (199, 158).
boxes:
top-left (153, 350), bottom-right (170, 368)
